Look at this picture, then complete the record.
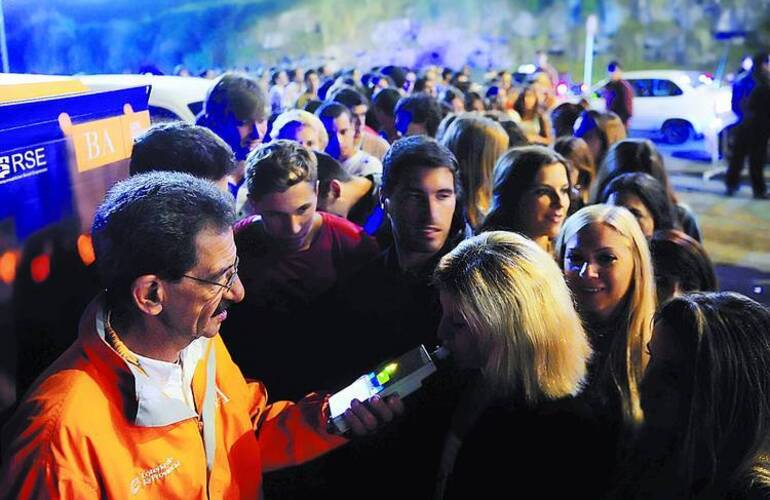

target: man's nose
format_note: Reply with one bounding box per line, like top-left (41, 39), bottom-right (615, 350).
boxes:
top-left (288, 216), bottom-right (303, 236)
top-left (225, 274), bottom-right (245, 303)
top-left (424, 197), bottom-right (445, 224)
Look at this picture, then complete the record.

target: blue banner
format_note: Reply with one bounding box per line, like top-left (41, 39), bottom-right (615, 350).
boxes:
top-left (0, 86), bottom-right (150, 243)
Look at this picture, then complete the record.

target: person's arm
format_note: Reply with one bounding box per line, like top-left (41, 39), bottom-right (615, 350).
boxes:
top-left (624, 80), bottom-right (634, 117)
top-left (250, 384), bottom-right (402, 471)
top-left (221, 330), bottom-right (402, 472)
top-left (1, 426), bottom-right (101, 499)
top-left (247, 384), bottom-right (345, 471)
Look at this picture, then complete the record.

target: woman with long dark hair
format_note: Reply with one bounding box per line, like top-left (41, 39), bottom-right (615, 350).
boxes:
top-left (649, 229), bottom-right (718, 304)
top-left (441, 115), bottom-right (509, 229)
top-left (592, 138), bottom-right (702, 241)
top-left (481, 146), bottom-right (571, 254)
top-left (612, 292), bottom-right (770, 499)
top-left (513, 86), bottom-right (553, 145)
top-left (599, 172), bottom-right (678, 238)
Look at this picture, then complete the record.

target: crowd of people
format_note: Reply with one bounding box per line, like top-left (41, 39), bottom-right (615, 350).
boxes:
top-left (2, 53), bottom-right (770, 499)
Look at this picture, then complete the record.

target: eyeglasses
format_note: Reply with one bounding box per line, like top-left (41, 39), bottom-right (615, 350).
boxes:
top-left (182, 256), bottom-right (239, 292)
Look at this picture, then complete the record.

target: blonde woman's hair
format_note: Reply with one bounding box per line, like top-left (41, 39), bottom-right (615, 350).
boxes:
top-left (434, 231), bottom-right (591, 403)
top-left (441, 114), bottom-right (510, 229)
top-left (555, 204), bottom-right (657, 427)
top-left (270, 109), bottom-right (329, 150)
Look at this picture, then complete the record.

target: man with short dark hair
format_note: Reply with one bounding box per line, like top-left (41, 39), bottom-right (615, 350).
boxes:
top-left (394, 93), bottom-right (444, 138)
top-left (330, 86), bottom-right (369, 140)
top-left (0, 171), bottom-right (400, 498)
top-left (130, 122), bottom-right (236, 192)
top-left (315, 151), bottom-right (378, 226)
top-left (331, 86), bottom-right (390, 160)
top-left (372, 87), bottom-right (401, 143)
top-left (196, 72), bottom-right (268, 200)
top-left (333, 135), bottom-right (466, 368)
top-left (317, 136), bottom-right (468, 498)
top-left (316, 101), bottom-right (383, 180)
top-left (224, 140), bottom-right (378, 400)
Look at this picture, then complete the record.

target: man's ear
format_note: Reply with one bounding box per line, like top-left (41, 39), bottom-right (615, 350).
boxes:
top-left (130, 275), bottom-right (165, 316)
top-left (330, 179), bottom-right (343, 200)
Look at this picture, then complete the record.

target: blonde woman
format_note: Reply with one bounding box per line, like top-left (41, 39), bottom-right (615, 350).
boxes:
top-left (270, 109), bottom-right (329, 152)
top-left (440, 114), bottom-right (510, 229)
top-left (556, 204), bottom-right (657, 430)
top-left (434, 231), bottom-right (605, 499)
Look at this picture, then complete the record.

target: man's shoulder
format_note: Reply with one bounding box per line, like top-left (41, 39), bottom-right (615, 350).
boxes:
top-left (360, 151), bottom-right (382, 168)
top-left (343, 150), bottom-right (383, 176)
top-left (321, 212), bottom-right (368, 239)
top-left (361, 131), bottom-right (389, 160)
top-left (233, 214), bottom-right (262, 236)
top-left (323, 214), bottom-right (380, 273)
top-left (234, 215), bottom-right (271, 253)
top-left (5, 357), bottom-right (117, 451)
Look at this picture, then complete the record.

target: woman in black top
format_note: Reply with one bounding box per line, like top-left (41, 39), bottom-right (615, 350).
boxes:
top-left (433, 231), bottom-right (610, 499)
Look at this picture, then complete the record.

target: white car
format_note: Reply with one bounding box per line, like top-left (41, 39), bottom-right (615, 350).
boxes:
top-left (0, 73), bottom-right (213, 123)
top-left (589, 70), bottom-right (733, 149)
top-left (79, 74), bottom-right (213, 123)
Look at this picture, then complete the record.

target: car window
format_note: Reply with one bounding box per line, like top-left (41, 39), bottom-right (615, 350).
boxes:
top-left (628, 79), bottom-right (652, 97)
top-left (148, 105), bottom-right (183, 124)
top-left (652, 79), bottom-right (683, 97)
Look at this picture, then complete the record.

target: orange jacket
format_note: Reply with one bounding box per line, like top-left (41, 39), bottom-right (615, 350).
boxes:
top-left (0, 297), bottom-right (346, 499)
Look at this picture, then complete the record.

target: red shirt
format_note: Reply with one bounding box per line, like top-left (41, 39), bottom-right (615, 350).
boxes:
top-left (228, 212), bottom-right (379, 400)
top-left (233, 212), bottom-right (379, 308)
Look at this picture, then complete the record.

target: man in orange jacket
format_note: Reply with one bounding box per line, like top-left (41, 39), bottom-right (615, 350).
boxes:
top-left (0, 171), bottom-right (402, 499)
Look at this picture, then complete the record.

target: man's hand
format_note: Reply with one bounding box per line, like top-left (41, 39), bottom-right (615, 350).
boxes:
top-left (342, 394), bottom-right (405, 437)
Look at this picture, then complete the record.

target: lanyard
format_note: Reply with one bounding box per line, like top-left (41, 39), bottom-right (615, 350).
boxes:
top-left (202, 342), bottom-right (217, 474)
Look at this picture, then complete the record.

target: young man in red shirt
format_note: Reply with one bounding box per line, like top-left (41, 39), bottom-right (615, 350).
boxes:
top-left (223, 140), bottom-right (379, 400)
